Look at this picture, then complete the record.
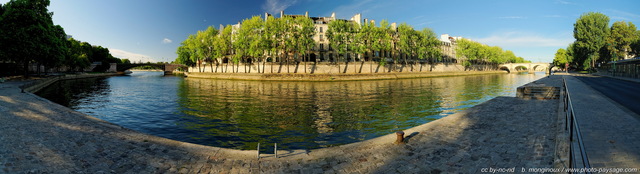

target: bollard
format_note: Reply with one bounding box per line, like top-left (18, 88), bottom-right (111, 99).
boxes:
top-left (395, 131), bottom-right (405, 144)
top-left (257, 143), bottom-right (260, 159)
top-left (274, 143), bottom-right (278, 158)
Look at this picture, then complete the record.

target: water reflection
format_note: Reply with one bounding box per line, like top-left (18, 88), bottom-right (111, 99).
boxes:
top-left (176, 73), bottom-right (544, 150)
top-left (36, 71), bottom-right (545, 151)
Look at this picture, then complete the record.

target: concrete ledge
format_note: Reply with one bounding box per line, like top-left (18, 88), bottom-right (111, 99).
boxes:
top-left (20, 73), bottom-right (119, 93)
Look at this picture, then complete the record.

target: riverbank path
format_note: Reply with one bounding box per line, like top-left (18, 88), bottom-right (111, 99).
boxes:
top-left (563, 73), bottom-right (640, 169)
top-left (1, 76), bottom-right (561, 173)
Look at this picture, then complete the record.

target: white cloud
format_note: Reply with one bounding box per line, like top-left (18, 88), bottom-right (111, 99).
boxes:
top-left (162, 38), bottom-right (172, 44)
top-left (471, 32), bottom-right (574, 47)
top-left (109, 48), bottom-right (157, 63)
top-left (262, 0), bottom-right (298, 15)
top-left (608, 9), bottom-right (640, 21)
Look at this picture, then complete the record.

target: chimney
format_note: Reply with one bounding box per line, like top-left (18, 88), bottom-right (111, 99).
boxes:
top-left (364, 18), bottom-right (368, 24)
top-left (305, 11), bottom-right (309, 17)
top-left (280, 11), bottom-right (284, 18)
top-left (331, 12), bottom-right (336, 19)
top-left (351, 13), bottom-right (362, 25)
top-left (391, 22), bottom-right (397, 31)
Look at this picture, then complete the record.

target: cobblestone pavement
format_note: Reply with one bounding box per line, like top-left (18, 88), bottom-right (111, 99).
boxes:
top-left (0, 76), bottom-right (561, 173)
top-left (564, 75), bottom-right (640, 169)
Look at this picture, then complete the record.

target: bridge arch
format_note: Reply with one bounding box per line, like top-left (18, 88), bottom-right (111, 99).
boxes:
top-left (498, 63), bottom-right (551, 73)
top-left (515, 65), bottom-right (528, 71)
top-left (499, 66), bottom-right (510, 73)
top-left (116, 63), bottom-right (186, 75)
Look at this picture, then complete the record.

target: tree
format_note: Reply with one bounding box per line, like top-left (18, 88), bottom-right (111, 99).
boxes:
top-left (195, 26), bottom-right (217, 72)
top-left (553, 48), bottom-right (570, 70)
top-left (632, 30), bottom-right (640, 57)
top-left (176, 42), bottom-right (195, 67)
top-left (455, 39), bottom-right (480, 67)
top-left (214, 24), bottom-right (232, 72)
top-left (604, 21), bottom-right (637, 61)
top-left (41, 24), bottom-right (68, 73)
top-left (234, 16), bottom-right (265, 73)
top-left (573, 12), bottom-right (610, 70)
top-left (326, 19), bottom-right (357, 72)
top-left (377, 20), bottom-right (393, 66)
top-left (184, 34), bottom-right (203, 72)
top-left (417, 28), bottom-right (442, 63)
top-left (121, 59), bottom-right (131, 64)
top-left (66, 38), bottom-right (91, 72)
top-left (0, 0), bottom-right (58, 76)
top-left (293, 16), bottom-right (315, 73)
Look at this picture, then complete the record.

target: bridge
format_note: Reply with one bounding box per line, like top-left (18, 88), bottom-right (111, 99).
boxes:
top-left (116, 63), bottom-right (186, 75)
top-left (499, 63), bottom-right (552, 73)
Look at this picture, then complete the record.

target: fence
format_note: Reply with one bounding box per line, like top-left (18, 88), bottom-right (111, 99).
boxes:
top-left (562, 77), bottom-right (591, 173)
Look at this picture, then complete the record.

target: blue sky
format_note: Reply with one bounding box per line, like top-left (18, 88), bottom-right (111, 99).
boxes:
top-left (2, 0), bottom-right (639, 63)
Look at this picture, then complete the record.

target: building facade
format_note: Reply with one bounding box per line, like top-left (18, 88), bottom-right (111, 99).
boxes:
top-left (228, 11), bottom-right (461, 63)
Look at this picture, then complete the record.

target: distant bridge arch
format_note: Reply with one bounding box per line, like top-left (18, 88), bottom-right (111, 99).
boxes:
top-left (116, 63), bottom-right (186, 75)
top-left (499, 63), bottom-right (551, 73)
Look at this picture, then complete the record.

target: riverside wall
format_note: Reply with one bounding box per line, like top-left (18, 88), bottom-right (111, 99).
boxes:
top-left (188, 62), bottom-right (497, 74)
top-left (20, 73), bottom-right (119, 93)
top-left (187, 62), bottom-right (504, 81)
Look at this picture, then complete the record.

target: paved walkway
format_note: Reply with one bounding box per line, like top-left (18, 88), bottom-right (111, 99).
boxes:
top-left (0, 76), bottom-right (561, 173)
top-left (564, 74), bottom-right (640, 170)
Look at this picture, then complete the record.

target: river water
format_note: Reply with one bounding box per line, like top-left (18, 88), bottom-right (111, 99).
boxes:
top-left (36, 71), bottom-right (545, 151)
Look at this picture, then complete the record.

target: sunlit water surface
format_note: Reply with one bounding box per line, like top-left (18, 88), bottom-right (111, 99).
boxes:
top-left (37, 71), bottom-right (545, 151)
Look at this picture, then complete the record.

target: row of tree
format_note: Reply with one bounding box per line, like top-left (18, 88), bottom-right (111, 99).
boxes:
top-left (455, 39), bottom-right (529, 67)
top-left (554, 12), bottom-right (640, 71)
top-left (0, 0), bottom-right (124, 76)
top-left (176, 14), bottom-right (526, 73)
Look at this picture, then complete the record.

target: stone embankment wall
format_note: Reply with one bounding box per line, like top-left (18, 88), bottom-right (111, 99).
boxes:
top-left (20, 73), bottom-right (119, 93)
top-left (187, 62), bottom-right (504, 81)
top-left (188, 62), bottom-right (498, 74)
top-left (186, 71), bottom-right (508, 81)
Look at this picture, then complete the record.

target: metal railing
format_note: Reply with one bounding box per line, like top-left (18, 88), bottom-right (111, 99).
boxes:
top-left (563, 77), bottom-right (591, 173)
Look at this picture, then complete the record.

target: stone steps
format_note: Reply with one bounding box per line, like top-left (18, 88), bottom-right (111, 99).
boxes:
top-left (517, 84), bottom-right (560, 100)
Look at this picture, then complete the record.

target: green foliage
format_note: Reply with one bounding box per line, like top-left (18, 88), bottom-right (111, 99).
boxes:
top-left (455, 38), bottom-right (527, 65)
top-left (234, 16), bottom-right (264, 63)
top-left (174, 13), bottom-right (524, 70)
top-left (196, 26), bottom-right (217, 64)
top-left (0, 0), bottom-right (121, 75)
top-left (326, 19), bottom-right (355, 60)
top-left (632, 30), bottom-right (640, 56)
top-left (604, 21), bottom-right (637, 61)
top-left (176, 36), bottom-right (196, 67)
top-left (216, 25), bottom-right (233, 60)
top-left (553, 48), bottom-right (570, 69)
top-left (121, 59), bottom-right (131, 64)
top-left (0, 0), bottom-right (57, 75)
top-left (573, 12), bottom-right (610, 70)
top-left (562, 12), bottom-right (640, 71)
top-left (417, 28), bottom-right (442, 61)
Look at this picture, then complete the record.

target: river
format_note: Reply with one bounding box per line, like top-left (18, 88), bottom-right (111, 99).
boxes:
top-left (36, 71), bottom-right (545, 151)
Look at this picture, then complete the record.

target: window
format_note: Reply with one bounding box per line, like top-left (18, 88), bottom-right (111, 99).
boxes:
top-left (320, 44), bottom-right (324, 50)
top-left (320, 35), bottom-right (324, 41)
top-left (319, 27), bottom-right (323, 33)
